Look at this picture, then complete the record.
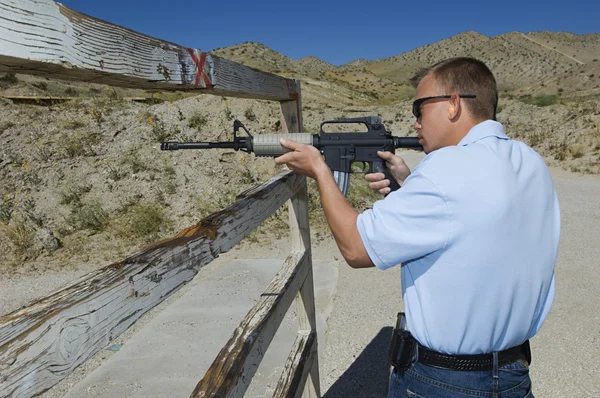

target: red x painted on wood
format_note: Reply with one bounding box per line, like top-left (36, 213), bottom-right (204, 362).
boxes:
top-left (187, 48), bottom-right (214, 88)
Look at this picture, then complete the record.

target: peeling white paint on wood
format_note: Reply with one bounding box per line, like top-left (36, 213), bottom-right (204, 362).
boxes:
top-left (191, 251), bottom-right (310, 398)
top-left (273, 331), bottom-right (318, 398)
top-left (0, 171), bottom-right (304, 398)
top-left (0, 0), bottom-right (299, 100)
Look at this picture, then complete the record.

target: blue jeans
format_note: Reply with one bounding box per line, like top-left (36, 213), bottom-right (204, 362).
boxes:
top-left (388, 359), bottom-right (533, 397)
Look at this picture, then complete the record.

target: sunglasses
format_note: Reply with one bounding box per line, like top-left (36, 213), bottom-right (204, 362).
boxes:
top-left (412, 94), bottom-right (476, 119)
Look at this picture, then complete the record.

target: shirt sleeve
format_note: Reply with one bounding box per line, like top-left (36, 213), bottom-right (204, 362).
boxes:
top-left (357, 172), bottom-right (452, 270)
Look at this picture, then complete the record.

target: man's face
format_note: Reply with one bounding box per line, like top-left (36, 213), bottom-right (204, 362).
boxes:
top-left (413, 75), bottom-right (452, 154)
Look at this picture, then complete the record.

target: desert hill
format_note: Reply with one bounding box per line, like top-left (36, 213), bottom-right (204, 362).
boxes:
top-left (1, 29), bottom-right (599, 281)
top-left (209, 31), bottom-right (600, 103)
top-left (357, 31), bottom-right (599, 94)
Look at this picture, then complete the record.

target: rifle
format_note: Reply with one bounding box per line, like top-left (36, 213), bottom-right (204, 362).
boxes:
top-left (160, 116), bottom-right (422, 196)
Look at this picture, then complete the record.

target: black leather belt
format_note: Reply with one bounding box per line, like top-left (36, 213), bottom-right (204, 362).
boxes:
top-left (416, 340), bottom-right (531, 371)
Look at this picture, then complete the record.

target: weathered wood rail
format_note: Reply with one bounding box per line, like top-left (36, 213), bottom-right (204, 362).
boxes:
top-left (0, 0), bottom-right (319, 397)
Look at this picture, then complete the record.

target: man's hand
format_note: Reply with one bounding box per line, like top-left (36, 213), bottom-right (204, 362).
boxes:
top-left (274, 138), bottom-right (329, 180)
top-left (365, 151), bottom-right (411, 195)
top-left (274, 138), bottom-right (373, 268)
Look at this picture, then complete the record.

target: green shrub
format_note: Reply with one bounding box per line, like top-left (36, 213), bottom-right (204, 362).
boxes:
top-left (518, 94), bottom-right (558, 107)
top-left (188, 112), bottom-right (207, 130)
top-left (64, 87), bottom-right (79, 96)
top-left (0, 194), bottom-right (14, 223)
top-left (32, 81), bottom-right (48, 91)
top-left (115, 204), bottom-right (170, 241)
top-left (224, 107), bottom-right (234, 121)
top-left (60, 184), bottom-right (92, 206)
top-left (147, 114), bottom-right (180, 142)
top-left (57, 131), bottom-right (99, 158)
top-left (0, 73), bottom-right (18, 85)
top-left (244, 107), bottom-right (256, 121)
top-left (69, 202), bottom-right (109, 233)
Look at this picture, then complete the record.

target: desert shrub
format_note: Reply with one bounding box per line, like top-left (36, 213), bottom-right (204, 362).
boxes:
top-left (4, 220), bottom-right (34, 254)
top-left (69, 202), bottom-right (109, 233)
top-left (34, 144), bottom-right (53, 162)
top-left (32, 81), bottom-right (48, 91)
top-left (188, 112), bottom-right (207, 130)
top-left (0, 73), bottom-right (18, 85)
top-left (519, 94), bottom-right (558, 107)
top-left (554, 141), bottom-right (568, 161)
top-left (64, 87), bottom-right (79, 96)
top-left (244, 107), bottom-right (256, 121)
top-left (525, 132), bottom-right (544, 147)
top-left (0, 194), bottom-right (14, 223)
top-left (121, 148), bottom-right (153, 174)
top-left (164, 164), bottom-right (176, 175)
top-left (106, 87), bottom-right (122, 102)
top-left (62, 118), bottom-right (87, 130)
top-left (57, 131), bottom-right (99, 158)
top-left (107, 163), bottom-right (127, 181)
top-left (147, 113), bottom-right (180, 142)
top-left (60, 184), bottom-right (92, 206)
top-left (114, 203), bottom-right (170, 241)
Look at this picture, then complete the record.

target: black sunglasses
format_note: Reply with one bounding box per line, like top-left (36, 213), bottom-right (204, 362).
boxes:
top-left (412, 94), bottom-right (476, 119)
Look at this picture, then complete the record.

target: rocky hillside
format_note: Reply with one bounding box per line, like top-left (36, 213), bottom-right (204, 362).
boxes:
top-left (210, 32), bottom-right (600, 103)
top-left (358, 31), bottom-right (600, 94)
top-left (0, 29), bottom-right (599, 286)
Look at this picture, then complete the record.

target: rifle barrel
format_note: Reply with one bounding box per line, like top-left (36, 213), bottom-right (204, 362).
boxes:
top-left (160, 142), bottom-right (236, 150)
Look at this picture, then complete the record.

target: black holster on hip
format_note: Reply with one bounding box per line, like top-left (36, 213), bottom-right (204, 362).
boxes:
top-left (388, 312), bottom-right (416, 369)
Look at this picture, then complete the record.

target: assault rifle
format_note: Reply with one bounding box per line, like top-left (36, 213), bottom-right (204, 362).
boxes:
top-left (160, 116), bottom-right (422, 196)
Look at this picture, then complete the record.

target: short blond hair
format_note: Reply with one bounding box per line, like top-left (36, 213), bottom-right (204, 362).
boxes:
top-left (412, 57), bottom-right (498, 121)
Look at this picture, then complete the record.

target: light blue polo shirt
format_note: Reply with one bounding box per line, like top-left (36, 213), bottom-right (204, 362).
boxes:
top-left (357, 120), bottom-right (560, 355)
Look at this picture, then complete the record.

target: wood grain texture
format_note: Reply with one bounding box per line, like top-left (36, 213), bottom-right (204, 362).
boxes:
top-left (287, 155), bottom-right (321, 398)
top-left (191, 251), bottom-right (310, 398)
top-left (273, 331), bottom-right (317, 398)
top-left (0, 0), bottom-right (299, 100)
top-left (0, 171), bottom-right (303, 398)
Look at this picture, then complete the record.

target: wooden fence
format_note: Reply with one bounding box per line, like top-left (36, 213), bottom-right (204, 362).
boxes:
top-left (0, 0), bottom-right (320, 396)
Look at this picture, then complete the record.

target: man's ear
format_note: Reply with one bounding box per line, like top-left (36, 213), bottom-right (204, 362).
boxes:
top-left (449, 95), bottom-right (460, 119)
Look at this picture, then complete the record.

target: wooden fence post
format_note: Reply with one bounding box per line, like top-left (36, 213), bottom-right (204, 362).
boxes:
top-left (281, 82), bottom-right (321, 397)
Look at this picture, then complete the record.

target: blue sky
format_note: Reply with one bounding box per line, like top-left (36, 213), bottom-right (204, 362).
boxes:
top-left (60, 0), bottom-right (598, 66)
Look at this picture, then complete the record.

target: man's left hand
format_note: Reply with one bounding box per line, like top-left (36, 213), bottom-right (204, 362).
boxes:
top-left (274, 138), bottom-right (329, 180)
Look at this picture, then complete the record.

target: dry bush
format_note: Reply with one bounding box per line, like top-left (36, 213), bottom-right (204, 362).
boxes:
top-left (60, 184), bottom-right (92, 206)
top-left (112, 203), bottom-right (171, 242)
top-left (2, 220), bottom-right (34, 255)
top-left (57, 131), bottom-right (99, 158)
top-left (68, 202), bottom-right (109, 233)
top-left (0, 194), bottom-right (14, 223)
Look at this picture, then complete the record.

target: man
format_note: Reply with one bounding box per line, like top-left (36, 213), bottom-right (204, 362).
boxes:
top-left (275, 57), bottom-right (559, 397)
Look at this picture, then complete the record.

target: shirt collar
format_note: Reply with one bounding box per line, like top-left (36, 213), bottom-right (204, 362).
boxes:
top-left (458, 120), bottom-right (509, 146)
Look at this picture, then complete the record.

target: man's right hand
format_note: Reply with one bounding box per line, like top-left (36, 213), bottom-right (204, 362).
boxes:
top-left (365, 151), bottom-right (411, 195)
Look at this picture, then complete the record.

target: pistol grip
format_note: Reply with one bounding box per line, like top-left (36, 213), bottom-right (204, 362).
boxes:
top-left (373, 160), bottom-right (400, 195)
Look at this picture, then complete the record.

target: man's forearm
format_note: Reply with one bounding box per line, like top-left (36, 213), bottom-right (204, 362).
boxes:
top-left (315, 168), bottom-right (374, 268)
